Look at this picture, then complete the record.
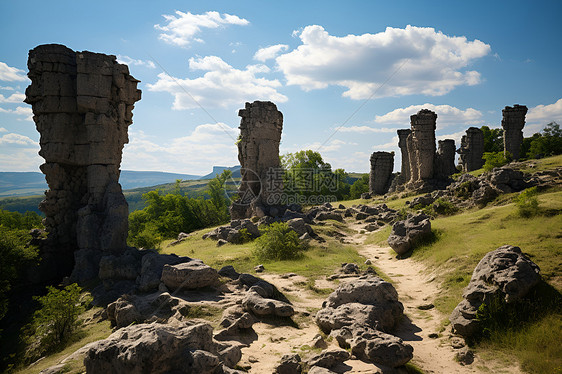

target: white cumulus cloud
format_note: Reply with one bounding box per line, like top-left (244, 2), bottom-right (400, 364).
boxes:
top-left (527, 98), bottom-right (562, 125)
top-left (0, 62), bottom-right (28, 82)
top-left (276, 25), bottom-right (491, 99)
top-left (0, 105), bottom-right (33, 121)
top-left (116, 55), bottom-right (156, 69)
top-left (373, 103), bottom-right (483, 130)
top-left (338, 126), bottom-right (401, 134)
top-left (0, 132), bottom-right (38, 146)
top-left (122, 123), bottom-right (239, 174)
top-left (147, 56), bottom-right (287, 109)
top-left (254, 44), bottom-right (289, 62)
top-left (0, 92), bottom-right (25, 103)
top-left (155, 11), bottom-right (249, 47)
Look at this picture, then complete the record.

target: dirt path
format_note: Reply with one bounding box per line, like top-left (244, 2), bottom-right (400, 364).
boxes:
top-left (353, 228), bottom-right (522, 374)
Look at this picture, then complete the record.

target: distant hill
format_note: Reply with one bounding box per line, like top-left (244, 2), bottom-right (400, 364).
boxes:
top-left (119, 171), bottom-right (201, 189)
top-left (198, 166), bottom-right (241, 180)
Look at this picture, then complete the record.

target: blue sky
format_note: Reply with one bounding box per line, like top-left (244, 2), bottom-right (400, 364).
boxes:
top-left (1, 0), bottom-right (561, 174)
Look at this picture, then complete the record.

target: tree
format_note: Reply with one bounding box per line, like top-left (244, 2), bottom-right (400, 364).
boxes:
top-left (528, 122), bottom-right (562, 158)
top-left (350, 174), bottom-right (369, 199)
top-left (481, 126), bottom-right (504, 153)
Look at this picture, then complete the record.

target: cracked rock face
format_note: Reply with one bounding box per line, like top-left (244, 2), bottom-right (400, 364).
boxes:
top-left (450, 245), bottom-right (541, 338)
top-left (369, 152), bottom-right (394, 195)
top-left (230, 101), bottom-right (284, 219)
top-left (501, 104), bottom-right (527, 161)
top-left (458, 127), bottom-right (484, 172)
top-left (25, 44), bottom-right (141, 281)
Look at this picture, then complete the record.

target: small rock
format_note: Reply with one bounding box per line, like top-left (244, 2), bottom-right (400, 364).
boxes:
top-left (428, 333), bottom-right (439, 339)
top-left (312, 334), bottom-right (328, 349)
top-left (307, 348), bottom-right (350, 369)
top-left (451, 337), bottom-right (465, 349)
top-left (364, 259), bottom-right (372, 265)
top-left (456, 347), bottom-right (474, 365)
top-left (274, 353), bottom-right (302, 374)
top-left (417, 303), bottom-right (434, 310)
top-left (217, 239), bottom-right (228, 247)
top-left (254, 264), bottom-right (265, 273)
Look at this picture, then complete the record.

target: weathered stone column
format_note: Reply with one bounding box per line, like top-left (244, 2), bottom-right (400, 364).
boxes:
top-left (397, 129), bottom-right (411, 183)
top-left (25, 44), bottom-right (141, 281)
top-left (435, 139), bottom-right (457, 178)
top-left (408, 109), bottom-right (437, 182)
top-left (458, 127), bottom-right (484, 172)
top-left (231, 101), bottom-right (283, 219)
top-left (369, 152), bottom-right (394, 195)
top-left (501, 104), bottom-right (527, 160)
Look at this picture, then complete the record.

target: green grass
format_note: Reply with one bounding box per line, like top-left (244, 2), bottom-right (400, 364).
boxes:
top-left (15, 308), bottom-right (112, 374)
top-left (162, 225), bottom-right (366, 279)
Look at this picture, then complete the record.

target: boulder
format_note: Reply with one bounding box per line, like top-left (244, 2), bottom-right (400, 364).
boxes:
top-left (242, 288), bottom-right (294, 317)
top-left (137, 252), bottom-right (191, 292)
top-left (450, 245), bottom-right (541, 338)
top-left (274, 353), bottom-right (302, 374)
top-left (161, 260), bottom-right (219, 290)
top-left (84, 322), bottom-right (241, 373)
top-left (287, 218), bottom-right (312, 236)
top-left (387, 213), bottom-right (431, 255)
top-left (307, 348), bottom-right (350, 369)
top-left (315, 211), bottom-right (344, 222)
top-left (331, 324), bottom-right (413, 367)
top-left (316, 302), bottom-right (394, 333)
top-left (218, 265), bottom-right (240, 280)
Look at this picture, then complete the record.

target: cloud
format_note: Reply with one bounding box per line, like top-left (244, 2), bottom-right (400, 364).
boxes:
top-left (0, 62), bottom-right (28, 82)
top-left (0, 105), bottom-right (33, 121)
top-left (0, 86), bottom-right (15, 90)
top-left (116, 55), bottom-right (156, 69)
top-left (0, 92), bottom-right (25, 103)
top-left (276, 25), bottom-right (491, 99)
top-left (254, 44), bottom-right (289, 62)
top-left (373, 103), bottom-right (483, 129)
top-left (122, 123), bottom-right (239, 174)
top-left (155, 11), bottom-right (249, 47)
top-left (527, 98), bottom-right (562, 125)
top-left (0, 132), bottom-right (38, 146)
top-left (147, 56), bottom-right (287, 109)
top-left (338, 126), bottom-right (401, 133)
top-left (437, 130), bottom-right (465, 146)
top-left (0, 127), bottom-right (7, 132)
top-left (372, 135), bottom-right (399, 150)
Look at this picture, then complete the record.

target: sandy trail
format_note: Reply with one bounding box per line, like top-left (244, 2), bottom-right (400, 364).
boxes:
top-left (237, 222), bottom-right (522, 373)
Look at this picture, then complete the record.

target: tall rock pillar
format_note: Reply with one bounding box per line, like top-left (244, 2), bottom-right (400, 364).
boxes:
top-left (231, 101), bottom-right (284, 219)
top-left (408, 109), bottom-right (437, 182)
top-left (397, 129), bottom-right (411, 183)
top-left (458, 127), bottom-right (484, 172)
top-left (24, 44), bottom-right (141, 281)
top-left (435, 139), bottom-right (457, 178)
top-left (501, 104), bottom-right (527, 160)
top-left (369, 152), bottom-right (394, 195)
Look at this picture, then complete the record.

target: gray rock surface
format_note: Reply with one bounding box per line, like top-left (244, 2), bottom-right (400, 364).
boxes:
top-left (161, 260), bottom-right (219, 290)
top-left (307, 348), bottom-right (350, 369)
top-left (387, 213), bottom-right (431, 255)
top-left (274, 353), bottom-right (302, 374)
top-left (84, 322), bottom-right (241, 373)
top-left (450, 245), bottom-right (541, 337)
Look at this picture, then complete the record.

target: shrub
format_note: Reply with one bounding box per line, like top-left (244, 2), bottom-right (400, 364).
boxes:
top-left (421, 199), bottom-right (459, 217)
top-left (253, 222), bottom-right (307, 261)
top-left (514, 187), bottom-right (540, 218)
top-left (483, 151), bottom-right (511, 171)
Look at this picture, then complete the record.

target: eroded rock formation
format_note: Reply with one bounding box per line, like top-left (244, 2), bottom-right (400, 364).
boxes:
top-left (502, 104), bottom-right (527, 160)
top-left (408, 109), bottom-right (437, 182)
top-left (369, 151), bottom-right (394, 195)
top-left (24, 44), bottom-right (141, 281)
top-left (458, 127), bottom-right (484, 172)
top-left (435, 139), bottom-right (457, 179)
top-left (231, 101), bottom-right (284, 219)
top-left (397, 129), bottom-right (412, 183)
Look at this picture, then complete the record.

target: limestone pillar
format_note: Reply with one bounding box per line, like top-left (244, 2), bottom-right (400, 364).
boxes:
top-left (397, 129), bottom-right (411, 182)
top-left (458, 127), bottom-right (484, 172)
top-left (408, 109), bottom-right (437, 182)
top-left (501, 104), bottom-right (527, 160)
top-left (25, 44), bottom-right (141, 280)
top-left (369, 152), bottom-right (394, 195)
top-left (436, 139), bottom-right (457, 178)
top-left (231, 101), bottom-right (283, 219)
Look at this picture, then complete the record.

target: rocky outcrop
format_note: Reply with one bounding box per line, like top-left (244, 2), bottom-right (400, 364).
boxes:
top-left (24, 44), bottom-right (141, 282)
top-left (397, 129), bottom-right (412, 184)
top-left (202, 219), bottom-right (260, 244)
top-left (230, 101), bottom-right (284, 219)
top-left (275, 354), bottom-right (303, 374)
top-left (435, 139), bottom-right (457, 179)
top-left (161, 261), bottom-right (220, 291)
top-left (409, 109), bottom-right (437, 183)
top-left (369, 151), bottom-right (394, 195)
top-left (315, 276), bottom-right (412, 367)
top-left (458, 127), bottom-right (484, 172)
top-left (387, 213), bottom-right (432, 256)
top-left (84, 322), bottom-right (241, 373)
top-left (450, 245), bottom-right (541, 338)
top-left (502, 105), bottom-right (527, 160)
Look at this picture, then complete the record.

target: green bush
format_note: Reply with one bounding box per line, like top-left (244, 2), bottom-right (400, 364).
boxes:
top-left (420, 199), bottom-right (459, 217)
top-left (483, 151), bottom-right (511, 171)
top-left (30, 284), bottom-right (88, 352)
top-left (514, 187), bottom-right (540, 218)
top-left (253, 222), bottom-right (307, 261)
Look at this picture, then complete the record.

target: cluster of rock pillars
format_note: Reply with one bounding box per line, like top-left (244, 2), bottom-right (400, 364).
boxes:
top-left (24, 44), bottom-right (540, 373)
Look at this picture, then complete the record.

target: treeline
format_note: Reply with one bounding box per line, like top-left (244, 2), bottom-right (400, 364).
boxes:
top-left (127, 172), bottom-right (232, 249)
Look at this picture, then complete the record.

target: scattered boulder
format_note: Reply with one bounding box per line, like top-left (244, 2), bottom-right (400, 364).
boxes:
top-left (203, 219), bottom-right (260, 244)
top-left (84, 322), bottom-right (241, 373)
top-left (387, 213), bottom-right (431, 256)
top-left (161, 260), bottom-right (219, 291)
top-left (331, 324), bottom-right (413, 367)
top-left (307, 348), bottom-right (350, 369)
top-left (274, 353), bottom-right (302, 374)
top-left (137, 251), bottom-right (191, 292)
top-left (456, 347), bottom-right (474, 365)
top-left (315, 211), bottom-right (344, 222)
top-left (450, 245), bottom-right (541, 338)
top-left (215, 305), bottom-right (255, 341)
top-left (242, 288), bottom-right (294, 317)
top-left (218, 265), bottom-right (240, 280)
